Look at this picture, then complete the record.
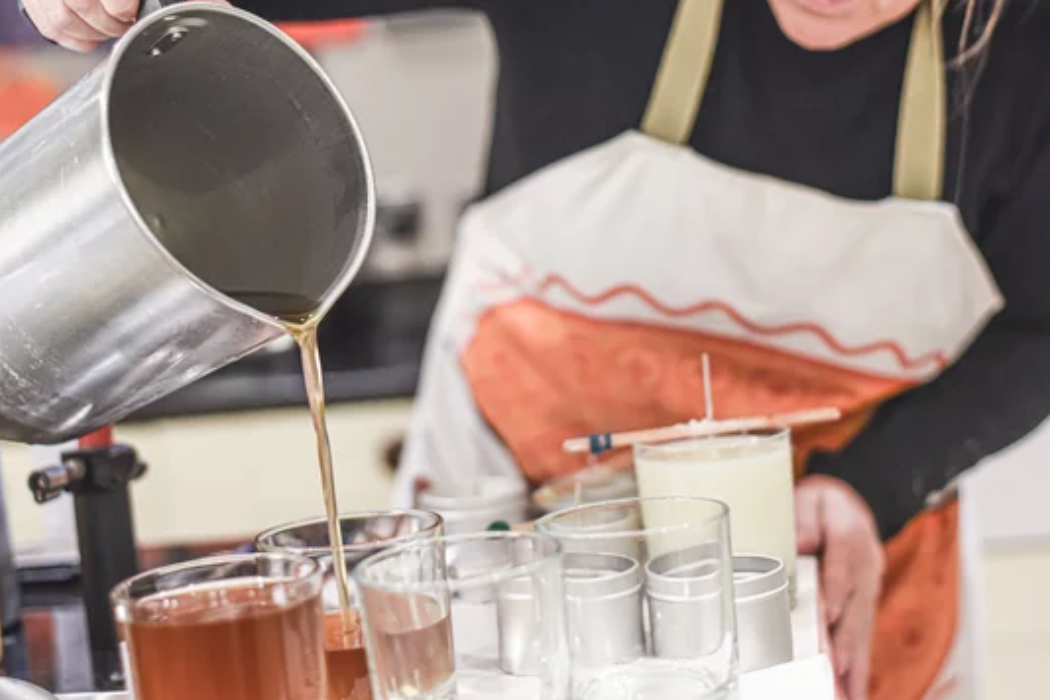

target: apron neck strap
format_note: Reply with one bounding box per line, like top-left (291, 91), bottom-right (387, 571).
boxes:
top-left (895, 0), bottom-right (947, 201)
top-left (640, 0), bottom-right (724, 146)
top-left (641, 0), bottom-right (947, 201)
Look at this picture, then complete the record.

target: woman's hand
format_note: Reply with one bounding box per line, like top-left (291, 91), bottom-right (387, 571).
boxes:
top-left (21, 0), bottom-right (137, 52)
top-left (795, 475), bottom-right (885, 700)
top-left (20, 0), bottom-right (229, 52)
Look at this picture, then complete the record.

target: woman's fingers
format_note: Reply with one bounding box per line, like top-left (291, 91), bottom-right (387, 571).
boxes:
top-left (795, 475), bottom-right (885, 700)
top-left (99, 0), bottom-right (139, 22)
top-left (50, 37), bottom-right (96, 51)
top-left (833, 588), bottom-right (877, 700)
top-left (21, 0), bottom-right (137, 51)
top-left (821, 535), bottom-right (854, 625)
top-left (23, 0), bottom-right (100, 49)
top-left (25, 0), bottom-right (231, 51)
top-left (44, 8), bottom-right (107, 47)
top-left (794, 483), bottom-right (824, 555)
top-left (66, 0), bottom-right (132, 36)
top-left (846, 634), bottom-right (874, 700)
top-left (825, 506), bottom-right (882, 700)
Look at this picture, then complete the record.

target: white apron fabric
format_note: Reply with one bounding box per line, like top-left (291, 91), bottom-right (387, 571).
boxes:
top-left (398, 128), bottom-right (1001, 496)
top-left (399, 2), bottom-right (1000, 697)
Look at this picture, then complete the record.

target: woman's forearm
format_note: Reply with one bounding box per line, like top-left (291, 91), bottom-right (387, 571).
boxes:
top-left (808, 322), bottom-right (1050, 540)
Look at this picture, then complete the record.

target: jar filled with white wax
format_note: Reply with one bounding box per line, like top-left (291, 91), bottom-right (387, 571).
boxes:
top-left (633, 429), bottom-right (797, 601)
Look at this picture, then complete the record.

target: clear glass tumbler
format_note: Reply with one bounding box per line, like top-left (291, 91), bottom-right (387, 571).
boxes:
top-left (536, 497), bottom-right (738, 700)
top-left (353, 531), bottom-right (567, 700)
top-left (634, 429), bottom-right (797, 595)
top-left (255, 510), bottom-right (445, 700)
top-left (112, 553), bottom-right (325, 700)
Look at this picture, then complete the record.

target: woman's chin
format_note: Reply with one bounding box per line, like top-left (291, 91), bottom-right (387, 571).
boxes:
top-left (767, 0), bottom-right (923, 50)
top-left (778, 21), bottom-right (866, 51)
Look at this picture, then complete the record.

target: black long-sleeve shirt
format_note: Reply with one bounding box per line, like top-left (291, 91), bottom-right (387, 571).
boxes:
top-left (241, 0), bottom-right (1050, 540)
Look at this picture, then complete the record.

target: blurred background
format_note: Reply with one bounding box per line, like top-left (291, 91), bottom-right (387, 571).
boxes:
top-left (0, 7), bottom-right (1047, 698)
top-left (0, 9), bottom-right (495, 537)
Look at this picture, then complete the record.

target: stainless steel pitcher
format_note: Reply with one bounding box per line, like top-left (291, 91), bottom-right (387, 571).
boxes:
top-left (0, 1), bottom-right (375, 444)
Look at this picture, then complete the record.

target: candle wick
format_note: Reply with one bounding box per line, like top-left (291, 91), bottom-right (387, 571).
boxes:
top-left (702, 353), bottom-right (715, 422)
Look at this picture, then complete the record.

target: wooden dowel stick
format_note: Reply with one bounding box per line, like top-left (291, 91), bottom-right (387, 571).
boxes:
top-left (563, 406), bottom-right (842, 455)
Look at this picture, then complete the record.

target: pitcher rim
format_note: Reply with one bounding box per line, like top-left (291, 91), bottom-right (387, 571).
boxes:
top-left (99, 1), bottom-right (376, 329)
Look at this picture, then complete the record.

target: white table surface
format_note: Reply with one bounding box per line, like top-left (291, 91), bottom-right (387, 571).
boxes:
top-left (61, 558), bottom-right (834, 700)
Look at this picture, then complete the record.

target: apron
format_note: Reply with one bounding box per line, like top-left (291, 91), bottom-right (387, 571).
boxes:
top-left (400, 1), bottom-right (1002, 697)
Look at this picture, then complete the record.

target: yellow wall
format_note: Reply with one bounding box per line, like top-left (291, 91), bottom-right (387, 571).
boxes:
top-left (0, 400), bottom-right (411, 547)
top-left (983, 545), bottom-right (1050, 699)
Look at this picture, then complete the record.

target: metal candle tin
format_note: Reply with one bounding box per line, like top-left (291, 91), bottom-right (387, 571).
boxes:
top-left (539, 506), bottom-right (642, 559)
top-left (533, 468), bottom-right (639, 514)
top-left (497, 551), bottom-right (644, 674)
top-left (645, 548), bottom-right (793, 670)
top-left (497, 575), bottom-right (542, 676)
top-left (564, 552), bottom-right (645, 667)
top-left (645, 543), bottom-right (727, 659)
top-left (417, 477), bottom-right (528, 534)
top-left (734, 555), bottom-right (794, 672)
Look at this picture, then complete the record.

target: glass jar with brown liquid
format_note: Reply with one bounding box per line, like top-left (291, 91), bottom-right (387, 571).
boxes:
top-left (112, 553), bottom-right (326, 700)
top-left (256, 510), bottom-right (445, 700)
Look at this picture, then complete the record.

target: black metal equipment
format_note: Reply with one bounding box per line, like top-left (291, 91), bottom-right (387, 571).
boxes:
top-left (28, 443), bottom-right (146, 691)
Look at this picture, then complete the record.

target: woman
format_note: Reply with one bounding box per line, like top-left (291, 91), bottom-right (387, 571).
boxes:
top-left (21, 0), bottom-right (1050, 698)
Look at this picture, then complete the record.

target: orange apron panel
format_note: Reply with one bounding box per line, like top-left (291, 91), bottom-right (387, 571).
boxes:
top-left (462, 301), bottom-right (958, 698)
top-left (463, 299), bottom-right (912, 484)
top-left (871, 502), bottom-right (960, 700)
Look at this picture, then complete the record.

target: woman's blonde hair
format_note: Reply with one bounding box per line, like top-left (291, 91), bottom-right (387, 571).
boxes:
top-left (956, 0), bottom-right (1005, 63)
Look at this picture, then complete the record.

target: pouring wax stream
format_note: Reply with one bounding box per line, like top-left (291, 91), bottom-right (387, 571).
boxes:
top-left (229, 292), bottom-right (355, 643)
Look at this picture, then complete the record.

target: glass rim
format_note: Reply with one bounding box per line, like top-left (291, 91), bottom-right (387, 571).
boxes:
top-left (254, 509), bottom-right (444, 557)
top-left (533, 464), bottom-right (637, 512)
top-left (416, 476), bottom-right (527, 510)
top-left (353, 530), bottom-right (560, 595)
top-left (534, 496), bottom-right (729, 541)
top-left (110, 551), bottom-right (321, 607)
top-left (634, 426), bottom-right (791, 453)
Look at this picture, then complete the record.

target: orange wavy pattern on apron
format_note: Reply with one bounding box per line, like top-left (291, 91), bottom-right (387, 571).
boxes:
top-left (462, 299), bottom-right (957, 700)
top-left (463, 298), bottom-right (913, 483)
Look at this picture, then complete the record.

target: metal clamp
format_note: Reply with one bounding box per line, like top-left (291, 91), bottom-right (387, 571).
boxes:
top-left (28, 444), bottom-right (147, 504)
